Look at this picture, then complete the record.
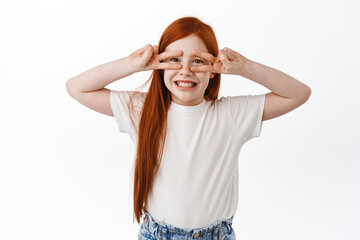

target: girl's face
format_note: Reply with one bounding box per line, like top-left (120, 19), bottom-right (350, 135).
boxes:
top-left (163, 34), bottom-right (215, 106)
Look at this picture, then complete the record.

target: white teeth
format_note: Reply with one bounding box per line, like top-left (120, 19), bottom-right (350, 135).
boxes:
top-left (176, 81), bottom-right (196, 88)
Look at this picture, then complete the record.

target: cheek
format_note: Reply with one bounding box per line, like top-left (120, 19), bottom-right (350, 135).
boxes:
top-left (164, 70), bottom-right (178, 83)
top-left (163, 71), bottom-right (175, 87)
top-left (196, 72), bottom-right (211, 81)
top-left (163, 71), bottom-right (169, 83)
top-left (164, 70), bottom-right (173, 79)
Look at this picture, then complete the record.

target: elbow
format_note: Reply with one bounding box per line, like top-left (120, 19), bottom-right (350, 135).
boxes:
top-left (295, 85), bottom-right (311, 103)
top-left (65, 79), bottom-right (75, 96)
top-left (306, 86), bottom-right (312, 98)
top-left (301, 86), bottom-right (312, 103)
top-left (65, 79), bottom-right (71, 91)
top-left (65, 78), bottom-right (74, 88)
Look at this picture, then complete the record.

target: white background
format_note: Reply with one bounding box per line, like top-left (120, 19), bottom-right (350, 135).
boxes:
top-left (1, 0), bottom-right (359, 239)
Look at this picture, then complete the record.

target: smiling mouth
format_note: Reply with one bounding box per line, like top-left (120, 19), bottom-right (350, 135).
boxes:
top-left (175, 81), bottom-right (198, 88)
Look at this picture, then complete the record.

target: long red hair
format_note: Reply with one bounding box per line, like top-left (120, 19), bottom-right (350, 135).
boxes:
top-left (127, 16), bottom-right (221, 224)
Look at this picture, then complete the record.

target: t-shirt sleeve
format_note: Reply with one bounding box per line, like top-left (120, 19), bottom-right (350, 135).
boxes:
top-left (109, 90), bottom-right (131, 133)
top-left (109, 90), bottom-right (144, 134)
top-left (223, 94), bottom-right (266, 142)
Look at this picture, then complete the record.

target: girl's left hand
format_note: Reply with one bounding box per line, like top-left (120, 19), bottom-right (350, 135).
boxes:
top-left (190, 47), bottom-right (249, 75)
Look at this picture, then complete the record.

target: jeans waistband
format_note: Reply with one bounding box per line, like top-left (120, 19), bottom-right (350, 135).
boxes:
top-left (142, 210), bottom-right (234, 238)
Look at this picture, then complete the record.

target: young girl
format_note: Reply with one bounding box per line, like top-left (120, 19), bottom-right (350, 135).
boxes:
top-left (66, 17), bottom-right (311, 240)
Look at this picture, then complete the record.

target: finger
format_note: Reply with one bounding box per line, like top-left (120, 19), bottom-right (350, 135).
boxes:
top-left (190, 65), bottom-right (218, 73)
top-left (218, 50), bottom-right (230, 64)
top-left (139, 44), bottom-right (152, 53)
top-left (156, 63), bottom-right (182, 70)
top-left (224, 47), bottom-right (235, 55)
top-left (222, 48), bottom-right (236, 61)
top-left (141, 44), bottom-right (154, 60)
top-left (143, 44), bottom-right (153, 50)
top-left (191, 50), bottom-right (217, 64)
top-left (154, 45), bottom-right (159, 53)
top-left (137, 46), bottom-right (146, 55)
top-left (137, 49), bottom-right (145, 55)
top-left (152, 45), bottom-right (159, 52)
top-left (226, 52), bottom-right (236, 61)
top-left (158, 50), bottom-right (183, 61)
top-left (223, 48), bottom-right (237, 60)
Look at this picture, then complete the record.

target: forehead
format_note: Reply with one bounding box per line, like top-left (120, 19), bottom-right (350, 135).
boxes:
top-left (164, 34), bottom-right (209, 54)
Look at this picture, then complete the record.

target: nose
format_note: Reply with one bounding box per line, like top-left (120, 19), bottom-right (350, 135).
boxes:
top-left (178, 63), bottom-right (193, 76)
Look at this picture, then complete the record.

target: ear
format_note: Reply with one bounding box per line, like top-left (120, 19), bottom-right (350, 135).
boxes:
top-left (210, 72), bottom-right (215, 79)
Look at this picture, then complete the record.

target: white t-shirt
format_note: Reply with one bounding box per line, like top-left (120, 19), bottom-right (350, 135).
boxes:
top-left (110, 90), bottom-right (265, 229)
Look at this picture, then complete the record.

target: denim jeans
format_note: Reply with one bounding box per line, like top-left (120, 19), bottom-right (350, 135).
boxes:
top-left (138, 210), bottom-right (236, 240)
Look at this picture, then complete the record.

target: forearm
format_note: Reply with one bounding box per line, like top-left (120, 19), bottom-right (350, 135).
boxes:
top-left (66, 57), bottom-right (135, 93)
top-left (240, 59), bottom-right (311, 100)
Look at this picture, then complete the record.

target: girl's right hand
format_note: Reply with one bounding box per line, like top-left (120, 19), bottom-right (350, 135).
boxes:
top-left (126, 44), bottom-right (183, 73)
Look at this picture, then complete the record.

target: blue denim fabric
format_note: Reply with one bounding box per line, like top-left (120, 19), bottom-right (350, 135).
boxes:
top-left (138, 210), bottom-right (236, 240)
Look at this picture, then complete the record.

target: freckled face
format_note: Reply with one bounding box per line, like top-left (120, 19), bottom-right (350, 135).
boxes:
top-left (163, 34), bottom-right (215, 106)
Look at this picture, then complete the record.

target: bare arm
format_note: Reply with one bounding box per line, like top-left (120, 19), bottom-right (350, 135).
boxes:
top-left (240, 60), bottom-right (311, 121)
top-left (241, 59), bottom-right (311, 101)
top-left (65, 43), bottom-right (183, 93)
top-left (191, 48), bottom-right (312, 121)
top-left (65, 44), bottom-right (183, 117)
top-left (65, 57), bottom-right (136, 93)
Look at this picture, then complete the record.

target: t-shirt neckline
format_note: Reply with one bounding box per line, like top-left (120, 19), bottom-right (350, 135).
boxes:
top-left (169, 99), bottom-right (207, 115)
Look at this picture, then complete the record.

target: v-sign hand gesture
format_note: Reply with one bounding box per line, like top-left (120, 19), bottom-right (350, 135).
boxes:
top-left (127, 44), bottom-right (183, 73)
top-left (190, 47), bottom-right (249, 76)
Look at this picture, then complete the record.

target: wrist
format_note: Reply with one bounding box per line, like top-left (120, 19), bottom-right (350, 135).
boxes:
top-left (123, 56), bottom-right (138, 74)
top-left (239, 58), bottom-right (253, 76)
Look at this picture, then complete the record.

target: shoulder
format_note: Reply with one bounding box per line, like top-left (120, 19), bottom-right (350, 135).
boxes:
top-left (111, 90), bottom-right (146, 99)
top-left (215, 94), bottom-right (265, 108)
top-left (111, 90), bottom-right (146, 105)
